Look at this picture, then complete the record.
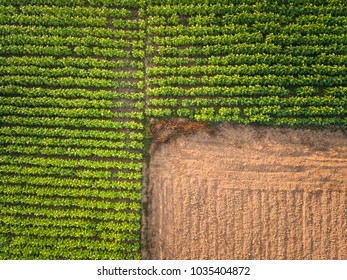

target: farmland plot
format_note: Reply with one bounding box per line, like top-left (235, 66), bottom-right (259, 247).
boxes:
top-left (147, 125), bottom-right (347, 259)
top-left (146, 0), bottom-right (347, 125)
top-left (0, 0), bottom-right (145, 259)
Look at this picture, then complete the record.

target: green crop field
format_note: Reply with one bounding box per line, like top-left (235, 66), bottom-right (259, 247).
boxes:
top-left (0, 0), bottom-right (346, 259)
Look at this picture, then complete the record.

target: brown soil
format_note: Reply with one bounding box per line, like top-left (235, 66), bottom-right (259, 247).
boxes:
top-left (146, 124), bottom-right (347, 259)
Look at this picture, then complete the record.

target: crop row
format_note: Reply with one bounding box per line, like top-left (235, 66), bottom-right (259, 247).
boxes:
top-left (0, 163), bottom-right (142, 180)
top-left (0, 45), bottom-right (145, 59)
top-left (150, 54), bottom-right (347, 67)
top-left (1, 216), bottom-right (141, 238)
top-left (148, 23), bottom-right (347, 37)
top-left (153, 44), bottom-right (347, 57)
top-left (0, 126), bottom-right (144, 141)
top-left (0, 25), bottom-right (146, 39)
top-left (0, 183), bottom-right (141, 201)
top-left (150, 34), bottom-right (347, 47)
top-left (0, 193), bottom-right (140, 211)
top-left (0, 66), bottom-right (144, 79)
top-left (1, 163), bottom-right (141, 180)
top-left (148, 75), bottom-right (347, 87)
top-left (0, 75), bottom-right (144, 89)
top-left (150, 33), bottom-right (263, 46)
top-left (0, 174), bottom-right (141, 195)
top-left (148, 86), bottom-right (347, 98)
top-left (0, 155), bottom-right (143, 172)
top-left (147, 65), bottom-right (347, 77)
top-left (0, 116), bottom-right (143, 130)
top-left (1, 106), bottom-right (144, 119)
top-left (0, 0), bottom-right (142, 8)
top-left (1, 104), bottom-right (135, 119)
top-left (0, 144), bottom-right (143, 160)
top-left (1, 235), bottom-right (140, 259)
top-left (0, 175), bottom-right (142, 191)
top-left (0, 224), bottom-right (140, 248)
top-left (0, 199), bottom-right (140, 221)
top-left (147, 96), bottom-right (346, 108)
top-left (0, 14), bottom-right (109, 28)
top-left (1, 5), bottom-right (133, 18)
top-left (146, 105), bottom-right (345, 119)
top-left (1, 168), bottom-right (140, 183)
top-left (1, 35), bottom-right (145, 49)
top-left (0, 14), bottom-right (145, 28)
top-left (0, 96), bottom-right (120, 109)
top-left (0, 86), bottom-right (144, 100)
top-left (0, 135), bottom-right (144, 150)
top-left (146, 107), bottom-right (346, 125)
top-left (146, 4), bottom-right (347, 19)
top-left (0, 57), bottom-right (144, 70)
top-left (148, 85), bottom-right (289, 97)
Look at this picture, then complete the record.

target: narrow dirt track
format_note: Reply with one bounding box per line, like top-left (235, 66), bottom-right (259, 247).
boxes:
top-left (147, 125), bottom-right (347, 259)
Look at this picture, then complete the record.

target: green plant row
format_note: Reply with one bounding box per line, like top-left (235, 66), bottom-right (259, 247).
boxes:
top-left (148, 23), bottom-right (346, 37)
top-left (1, 35), bottom-right (145, 49)
top-left (0, 145), bottom-right (143, 160)
top-left (0, 45), bottom-right (72, 57)
top-left (0, 14), bottom-right (110, 27)
top-left (0, 86), bottom-right (144, 100)
top-left (0, 192), bottom-right (141, 211)
top-left (0, 57), bottom-right (144, 70)
top-left (0, 75), bottom-right (144, 89)
top-left (147, 85), bottom-right (289, 97)
top-left (0, 200), bottom-right (141, 221)
top-left (148, 24), bottom-right (248, 36)
top-left (0, 25), bottom-right (146, 39)
top-left (0, 116), bottom-right (143, 130)
top-left (147, 96), bottom-right (346, 108)
top-left (0, 97), bottom-right (143, 110)
top-left (149, 54), bottom-right (347, 67)
top-left (154, 44), bottom-right (347, 57)
top-left (146, 3), bottom-right (347, 18)
top-left (0, 175), bottom-right (142, 191)
top-left (0, 96), bottom-right (115, 109)
top-left (0, 45), bottom-right (145, 59)
top-left (0, 66), bottom-right (144, 79)
top-left (0, 155), bottom-right (143, 172)
top-left (1, 236), bottom-right (140, 260)
top-left (150, 33), bottom-right (263, 46)
top-left (0, 184), bottom-right (141, 202)
top-left (1, 163), bottom-right (141, 180)
top-left (0, 225), bottom-right (141, 251)
top-left (148, 85), bottom-right (347, 98)
top-left (146, 105), bottom-right (345, 119)
top-left (148, 75), bottom-right (347, 87)
top-left (148, 64), bottom-right (347, 77)
top-left (0, 135), bottom-right (144, 150)
top-left (1, 5), bottom-right (133, 18)
top-left (146, 107), bottom-right (346, 125)
top-left (0, 0), bottom-right (142, 8)
top-left (1, 106), bottom-right (144, 120)
top-left (266, 33), bottom-right (347, 46)
top-left (0, 126), bottom-right (144, 141)
top-left (151, 33), bottom-right (347, 47)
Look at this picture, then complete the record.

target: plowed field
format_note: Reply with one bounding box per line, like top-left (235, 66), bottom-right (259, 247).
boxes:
top-left (147, 125), bottom-right (347, 259)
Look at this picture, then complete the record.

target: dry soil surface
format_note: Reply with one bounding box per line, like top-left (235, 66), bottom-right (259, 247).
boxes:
top-left (146, 125), bottom-right (347, 259)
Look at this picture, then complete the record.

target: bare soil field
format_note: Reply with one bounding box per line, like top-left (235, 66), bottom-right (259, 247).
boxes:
top-left (145, 122), bottom-right (347, 259)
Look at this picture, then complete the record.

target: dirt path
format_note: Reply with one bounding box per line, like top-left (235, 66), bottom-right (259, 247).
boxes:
top-left (147, 125), bottom-right (347, 259)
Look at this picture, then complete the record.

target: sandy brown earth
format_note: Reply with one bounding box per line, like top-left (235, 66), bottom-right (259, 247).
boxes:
top-left (145, 124), bottom-right (347, 259)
